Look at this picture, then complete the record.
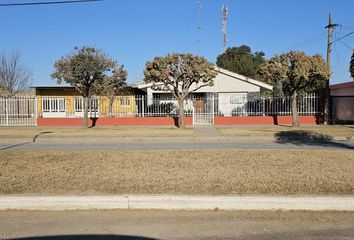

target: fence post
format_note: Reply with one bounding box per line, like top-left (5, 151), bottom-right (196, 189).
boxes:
top-left (34, 97), bottom-right (38, 126)
top-left (212, 94), bottom-right (215, 124)
top-left (262, 97), bottom-right (265, 116)
top-left (5, 98), bottom-right (9, 126)
top-left (192, 100), bottom-right (195, 125)
top-left (142, 95), bottom-right (145, 117)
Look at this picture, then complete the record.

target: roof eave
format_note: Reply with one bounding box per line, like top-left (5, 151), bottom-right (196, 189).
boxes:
top-left (214, 66), bottom-right (273, 90)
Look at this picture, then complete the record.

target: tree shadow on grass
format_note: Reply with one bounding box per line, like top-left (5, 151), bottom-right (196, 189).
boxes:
top-left (33, 131), bottom-right (53, 142)
top-left (0, 142), bottom-right (31, 151)
top-left (8, 235), bottom-right (158, 240)
top-left (239, 227), bottom-right (354, 240)
top-left (275, 130), bottom-right (354, 150)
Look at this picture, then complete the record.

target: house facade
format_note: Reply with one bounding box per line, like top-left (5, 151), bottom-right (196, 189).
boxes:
top-left (34, 87), bottom-right (137, 118)
top-left (1, 67), bottom-right (322, 127)
top-left (135, 67), bottom-right (273, 117)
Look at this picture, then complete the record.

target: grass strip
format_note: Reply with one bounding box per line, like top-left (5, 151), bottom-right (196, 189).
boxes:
top-left (1, 149), bottom-right (353, 195)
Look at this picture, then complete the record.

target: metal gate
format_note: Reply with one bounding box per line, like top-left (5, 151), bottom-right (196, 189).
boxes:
top-left (0, 97), bottom-right (37, 126)
top-left (193, 96), bottom-right (214, 125)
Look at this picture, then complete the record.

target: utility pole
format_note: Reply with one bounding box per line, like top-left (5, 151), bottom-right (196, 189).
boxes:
top-left (222, 5), bottom-right (228, 52)
top-left (324, 13), bottom-right (338, 124)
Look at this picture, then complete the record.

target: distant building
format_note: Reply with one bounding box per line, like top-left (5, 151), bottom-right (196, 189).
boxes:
top-left (330, 81), bottom-right (354, 123)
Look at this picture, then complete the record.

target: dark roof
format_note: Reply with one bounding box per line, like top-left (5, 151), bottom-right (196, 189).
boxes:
top-left (31, 86), bottom-right (75, 90)
top-left (31, 85), bottom-right (146, 95)
top-left (330, 81), bottom-right (354, 90)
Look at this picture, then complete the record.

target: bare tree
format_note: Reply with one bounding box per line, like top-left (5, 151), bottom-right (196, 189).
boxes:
top-left (0, 51), bottom-right (32, 97)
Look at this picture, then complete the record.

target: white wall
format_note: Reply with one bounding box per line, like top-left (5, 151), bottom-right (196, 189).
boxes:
top-left (142, 72), bottom-right (261, 95)
top-left (194, 73), bottom-right (260, 93)
top-left (218, 93), bottom-right (248, 116)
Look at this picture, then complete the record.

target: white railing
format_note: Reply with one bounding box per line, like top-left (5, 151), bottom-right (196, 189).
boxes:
top-left (216, 93), bottom-right (319, 117)
top-left (133, 95), bottom-right (194, 117)
top-left (0, 93), bottom-right (320, 126)
top-left (0, 97), bottom-right (37, 126)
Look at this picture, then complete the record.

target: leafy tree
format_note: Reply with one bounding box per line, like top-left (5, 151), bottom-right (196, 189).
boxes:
top-left (259, 51), bottom-right (329, 127)
top-left (0, 51), bottom-right (32, 97)
top-left (98, 65), bottom-right (128, 116)
top-left (144, 53), bottom-right (217, 128)
top-left (51, 47), bottom-right (116, 128)
top-left (350, 51), bottom-right (354, 80)
top-left (216, 45), bottom-right (265, 79)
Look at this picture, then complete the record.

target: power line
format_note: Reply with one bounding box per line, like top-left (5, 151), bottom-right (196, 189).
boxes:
top-left (340, 25), bottom-right (354, 30)
top-left (276, 31), bottom-right (327, 54)
top-left (331, 31), bottom-right (354, 45)
top-left (332, 31), bottom-right (339, 69)
top-left (0, 0), bottom-right (102, 7)
top-left (338, 40), bottom-right (353, 50)
top-left (177, 2), bottom-right (199, 51)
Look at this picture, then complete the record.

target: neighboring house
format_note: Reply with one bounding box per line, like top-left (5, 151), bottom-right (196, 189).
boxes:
top-left (34, 86), bottom-right (138, 118)
top-left (330, 81), bottom-right (354, 123)
top-left (134, 67), bottom-right (273, 116)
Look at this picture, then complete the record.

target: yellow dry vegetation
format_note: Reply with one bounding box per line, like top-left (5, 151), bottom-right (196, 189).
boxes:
top-left (0, 127), bottom-right (195, 139)
top-left (0, 149), bottom-right (353, 195)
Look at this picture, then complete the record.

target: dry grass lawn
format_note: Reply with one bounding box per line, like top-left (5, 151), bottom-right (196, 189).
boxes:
top-left (0, 149), bottom-right (353, 195)
top-left (0, 125), bottom-right (353, 140)
top-left (0, 127), bottom-right (195, 139)
top-left (217, 125), bottom-right (354, 139)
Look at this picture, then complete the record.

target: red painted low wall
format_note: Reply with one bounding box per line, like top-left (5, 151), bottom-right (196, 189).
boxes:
top-left (214, 116), bottom-right (319, 125)
top-left (37, 115), bottom-right (319, 127)
top-left (37, 117), bottom-right (193, 127)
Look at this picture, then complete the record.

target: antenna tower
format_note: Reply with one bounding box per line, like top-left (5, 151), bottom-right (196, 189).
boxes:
top-left (222, 5), bottom-right (228, 52)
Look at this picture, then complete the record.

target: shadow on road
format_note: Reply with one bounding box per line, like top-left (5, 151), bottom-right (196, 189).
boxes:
top-left (275, 130), bottom-right (354, 150)
top-left (7, 235), bottom-right (158, 240)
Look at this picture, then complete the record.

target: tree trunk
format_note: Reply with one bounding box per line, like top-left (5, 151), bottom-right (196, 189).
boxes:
top-left (178, 98), bottom-right (185, 128)
top-left (291, 92), bottom-right (299, 127)
top-left (109, 96), bottom-right (114, 117)
top-left (82, 96), bottom-right (89, 128)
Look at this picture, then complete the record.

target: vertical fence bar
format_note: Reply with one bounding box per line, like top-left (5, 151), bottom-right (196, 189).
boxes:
top-left (212, 95), bottom-right (215, 124)
top-left (142, 95), bottom-right (145, 117)
top-left (5, 98), bottom-right (9, 126)
top-left (34, 97), bottom-right (38, 126)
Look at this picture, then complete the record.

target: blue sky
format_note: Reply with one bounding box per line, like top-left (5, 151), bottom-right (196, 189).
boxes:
top-left (1, 0), bottom-right (353, 86)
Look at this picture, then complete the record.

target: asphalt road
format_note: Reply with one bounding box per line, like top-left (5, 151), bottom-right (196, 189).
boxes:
top-left (0, 210), bottom-right (353, 240)
top-left (0, 138), bottom-right (353, 151)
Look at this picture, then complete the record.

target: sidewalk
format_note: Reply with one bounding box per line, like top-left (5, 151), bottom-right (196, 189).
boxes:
top-left (1, 195), bottom-right (354, 211)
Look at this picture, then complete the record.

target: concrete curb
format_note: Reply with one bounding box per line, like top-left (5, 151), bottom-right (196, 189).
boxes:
top-left (1, 195), bottom-right (354, 211)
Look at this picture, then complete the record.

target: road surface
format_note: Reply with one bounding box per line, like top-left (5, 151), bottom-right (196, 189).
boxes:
top-left (0, 138), bottom-right (353, 151)
top-left (0, 210), bottom-right (353, 240)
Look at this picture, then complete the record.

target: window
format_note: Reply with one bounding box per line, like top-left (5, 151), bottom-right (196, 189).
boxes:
top-left (74, 97), bottom-right (99, 113)
top-left (120, 97), bottom-right (131, 106)
top-left (42, 98), bottom-right (66, 113)
top-left (230, 95), bottom-right (246, 104)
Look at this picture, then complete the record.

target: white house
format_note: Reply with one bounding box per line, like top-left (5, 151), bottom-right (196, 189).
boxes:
top-left (134, 67), bottom-right (273, 117)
